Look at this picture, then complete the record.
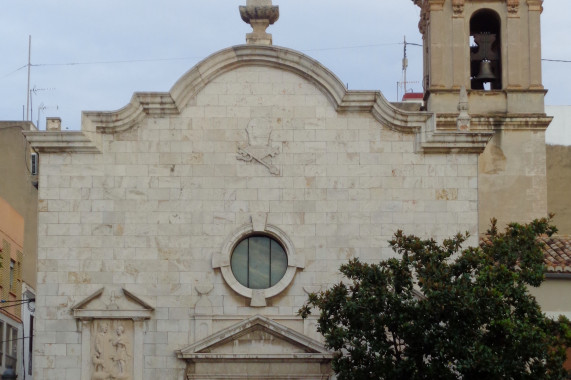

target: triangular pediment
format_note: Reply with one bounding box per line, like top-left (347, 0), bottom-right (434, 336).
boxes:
top-left (72, 287), bottom-right (154, 320)
top-left (177, 315), bottom-right (332, 362)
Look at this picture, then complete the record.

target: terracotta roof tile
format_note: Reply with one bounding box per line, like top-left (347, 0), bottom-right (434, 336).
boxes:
top-left (540, 235), bottom-right (571, 273)
top-left (480, 235), bottom-right (571, 274)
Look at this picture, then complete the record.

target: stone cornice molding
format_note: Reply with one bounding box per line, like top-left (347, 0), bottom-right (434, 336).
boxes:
top-left (170, 45), bottom-right (431, 136)
top-left (416, 115), bottom-right (494, 154)
top-left (429, 0), bottom-right (445, 11)
top-left (435, 114), bottom-right (552, 131)
top-left (71, 287), bottom-right (154, 320)
top-left (89, 92), bottom-right (178, 134)
top-left (177, 314), bottom-right (333, 361)
top-left (526, 0), bottom-right (543, 12)
top-left (61, 45), bottom-right (431, 137)
top-left (26, 45), bottom-right (492, 155)
top-left (23, 131), bottom-right (100, 153)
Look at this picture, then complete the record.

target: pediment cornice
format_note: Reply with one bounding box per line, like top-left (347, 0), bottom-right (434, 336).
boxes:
top-left (177, 314), bottom-right (332, 362)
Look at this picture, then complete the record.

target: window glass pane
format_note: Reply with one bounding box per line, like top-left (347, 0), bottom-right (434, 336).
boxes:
top-left (270, 240), bottom-right (287, 287)
top-left (248, 237), bottom-right (270, 289)
top-left (9, 260), bottom-right (14, 291)
top-left (4, 326), bottom-right (9, 362)
top-left (10, 327), bottom-right (18, 358)
top-left (231, 240), bottom-right (249, 287)
top-left (10, 327), bottom-right (16, 357)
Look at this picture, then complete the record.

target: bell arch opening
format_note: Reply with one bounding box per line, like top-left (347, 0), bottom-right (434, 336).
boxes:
top-left (470, 9), bottom-right (502, 91)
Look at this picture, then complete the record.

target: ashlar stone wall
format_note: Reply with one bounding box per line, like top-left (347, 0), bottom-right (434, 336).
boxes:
top-left (32, 61), bottom-right (480, 379)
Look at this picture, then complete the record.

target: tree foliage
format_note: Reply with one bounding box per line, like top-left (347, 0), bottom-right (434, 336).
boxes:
top-left (299, 218), bottom-right (571, 379)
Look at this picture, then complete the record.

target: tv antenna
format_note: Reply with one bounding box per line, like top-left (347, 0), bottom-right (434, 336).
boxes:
top-left (396, 36), bottom-right (422, 101)
top-left (29, 85), bottom-right (56, 125)
top-left (37, 103), bottom-right (59, 130)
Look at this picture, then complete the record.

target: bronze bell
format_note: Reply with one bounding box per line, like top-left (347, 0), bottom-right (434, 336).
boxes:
top-left (476, 60), bottom-right (496, 82)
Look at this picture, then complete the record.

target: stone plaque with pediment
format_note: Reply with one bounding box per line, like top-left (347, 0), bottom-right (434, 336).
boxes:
top-left (72, 288), bottom-right (154, 380)
top-left (91, 319), bottom-right (134, 380)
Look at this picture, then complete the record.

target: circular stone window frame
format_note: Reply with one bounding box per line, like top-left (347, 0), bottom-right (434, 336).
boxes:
top-left (213, 217), bottom-right (304, 307)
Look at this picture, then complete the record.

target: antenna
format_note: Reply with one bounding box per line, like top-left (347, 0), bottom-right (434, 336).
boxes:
top-left (396, 37), bottom-right (422, 101)
top-left (26, 36), bottom-right (31, 121)
top-left (36, 103), bottom-right (59, 130)
top-left (403, 36), bottom-right (408, 96)
top-left (29, 86), bottom-right (56, 127)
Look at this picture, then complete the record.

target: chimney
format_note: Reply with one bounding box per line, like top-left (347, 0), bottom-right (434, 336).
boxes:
top-left (46, 117), bottom-right (62, 131)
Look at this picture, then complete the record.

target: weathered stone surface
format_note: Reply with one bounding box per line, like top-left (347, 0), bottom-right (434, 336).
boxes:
top-left (27, 46), bottom-right (483, 378)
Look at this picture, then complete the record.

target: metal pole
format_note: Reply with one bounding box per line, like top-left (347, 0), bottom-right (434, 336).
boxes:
top-left (26, 35), bottom-right (31, 121)
top-left (403, 36), bottom-right (408, 95)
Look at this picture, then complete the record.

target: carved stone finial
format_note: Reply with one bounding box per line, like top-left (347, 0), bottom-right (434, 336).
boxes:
top-left (239, 0), bottom-right (279, 45)
top-left (457, 86), bottom-right (471, 131)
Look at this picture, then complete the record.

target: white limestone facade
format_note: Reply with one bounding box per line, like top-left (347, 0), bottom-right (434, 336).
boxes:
top-left (23, 0), bottom-right (558, 376)
top-left (25, 45), bottom-right (491, 380)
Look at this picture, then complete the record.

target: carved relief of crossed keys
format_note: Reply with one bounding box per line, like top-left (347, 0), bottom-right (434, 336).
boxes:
top-left (236, 119), bottom-right (280, 175)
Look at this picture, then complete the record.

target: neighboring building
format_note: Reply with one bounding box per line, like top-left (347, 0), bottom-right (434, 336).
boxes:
top-left (392, 92), bottom-right (425, 112)
top-left (0, 121), bottom-right (38, 378)
top-left (538, 105), bottom-right (571, 371)
top-left (21, 0), bottom-right (567, 379)
top-left (545, 105), bottom-right (571, 235)
top-left (0, 198), bottom-right (24, 373)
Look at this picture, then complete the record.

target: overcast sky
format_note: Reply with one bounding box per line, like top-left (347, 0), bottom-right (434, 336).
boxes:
top-left (1, 0), bottom-right (570, 132)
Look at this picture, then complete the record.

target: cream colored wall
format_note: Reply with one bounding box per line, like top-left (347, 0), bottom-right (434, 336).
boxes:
top-left (0, 122), bottom-right (38, 289)
top-left (546, 144), bottom-right (571, 235)
top-left (31, 65), bottom-right (481, 379)
top-left (478, 129), bottom-right (547, 233)
top-left (530, 278), bottom-right (571, 319)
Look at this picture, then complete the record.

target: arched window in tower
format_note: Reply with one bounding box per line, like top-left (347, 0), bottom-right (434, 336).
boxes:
top-left (470, 10), bottom-right (502, 90)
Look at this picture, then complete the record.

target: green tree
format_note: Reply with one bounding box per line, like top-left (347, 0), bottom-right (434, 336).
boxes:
top-left (299, 218), bottom-right (571, 379)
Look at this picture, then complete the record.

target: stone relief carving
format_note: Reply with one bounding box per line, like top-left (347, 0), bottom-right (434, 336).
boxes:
top-left (507, 0), bottom-right (519, 15)
top-left (452, 0), bottom-right (464, 17)
top-left (237, 118), bottom-right (280, 175)
top-left (90, 320), bottom-right (133, 380)
top-left (416, 0), bottom-right (430, 35)
top-left (456, 86), bottom-right (471, 131)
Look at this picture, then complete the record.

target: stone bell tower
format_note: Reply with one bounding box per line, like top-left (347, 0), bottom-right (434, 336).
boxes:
top-left (414, 0), bottom-right (552, 234)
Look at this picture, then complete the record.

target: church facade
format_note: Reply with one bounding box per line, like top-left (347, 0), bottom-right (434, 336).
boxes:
top-left (25, 0), bottom-right (553, 379)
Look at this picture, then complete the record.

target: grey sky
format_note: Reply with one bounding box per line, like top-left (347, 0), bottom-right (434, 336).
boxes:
top-left (1, 0), bottom-right (570, 130)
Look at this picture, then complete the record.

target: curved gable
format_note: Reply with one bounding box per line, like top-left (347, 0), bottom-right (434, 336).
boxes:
top-left (84, 45), bottom-right (430, 136)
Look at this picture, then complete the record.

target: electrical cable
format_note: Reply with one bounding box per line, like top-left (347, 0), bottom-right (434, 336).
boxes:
top-left (1, 64), bottom-right (27, 79)
top-left (300, 42), bottom-right (404, 52)
top-left (0, 299), bottom-right (35, 303)
top-left (0, 41), bottom-right (418, 78)
top-left (2, 42), bottom-right (570, 81)
top-left (31, 56), bottom-right (203, 67)
top-left (542, 58), bottom-right (571, 63)
top-left (0, 335), bottom-right (32, 345)
top-left (0, 301), bottom-right (32, 310)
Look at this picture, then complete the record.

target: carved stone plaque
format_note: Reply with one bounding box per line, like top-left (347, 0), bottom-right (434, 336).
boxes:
top-left (90, 319), bottom-right (134, 380)
top-left (236, 118), bottom-right (280, 175)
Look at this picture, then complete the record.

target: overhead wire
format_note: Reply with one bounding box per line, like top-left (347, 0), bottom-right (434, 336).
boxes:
top-left (0, 41), bottom-right (416, 79)
top-left (542, 58), bottom-right (571, 63)
top-left (1, 64), bottom-right (27, 79)
top-left (32, 55), bottom-right (204, 67)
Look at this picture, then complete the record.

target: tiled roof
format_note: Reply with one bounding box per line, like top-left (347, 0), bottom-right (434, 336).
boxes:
top-left (540, 235), bottom-right (571, 273)
top-left (480, 235), bottom-right (571, 274)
